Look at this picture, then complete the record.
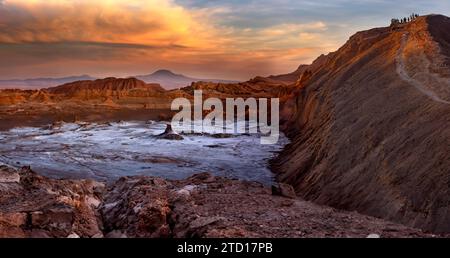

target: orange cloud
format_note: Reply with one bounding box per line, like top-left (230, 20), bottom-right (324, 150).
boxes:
top-left (0, 0), bottom-right (339, 80)
top-left (0, 0), bottom-right (222, 47)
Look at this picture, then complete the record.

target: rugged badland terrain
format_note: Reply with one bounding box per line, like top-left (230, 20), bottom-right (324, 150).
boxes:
top-left (0, 75), bottom-right (293, 130)
top-left (0, 14), bottom-right (449, 237)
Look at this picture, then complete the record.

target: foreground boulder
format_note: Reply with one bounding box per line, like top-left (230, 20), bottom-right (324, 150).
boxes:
top-left (0, 165), bottom-right (104, 238)
top-left (157, 124), bottom-right (184, 140)
top-left (100, 177), bottom-right (172, 238)
top-left (272, 183), bottom-right (297, 199)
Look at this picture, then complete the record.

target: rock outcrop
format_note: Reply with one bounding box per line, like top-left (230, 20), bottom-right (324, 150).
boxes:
top-left (70, 172), bottom-right (439, 238)
top-left (176, 79), bottom-right (294, 99)
top-left (0, 166), bottom-right (431, 238)
top-left (157, 124), bottom-right (184, 140)
top-left (273, 15), bottom-right (450, 233)
top-left (0, 89), bottom-right (28, 106)
top-left (0, 165), bottom-right (104, 238)
top-left (46, 77), bottom-right (166, 100)
top-left (0, 77), bottom-right (169, 107)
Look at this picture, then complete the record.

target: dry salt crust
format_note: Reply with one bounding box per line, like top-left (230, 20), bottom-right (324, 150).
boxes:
top-left (0, 121), bottom-right (288, 184)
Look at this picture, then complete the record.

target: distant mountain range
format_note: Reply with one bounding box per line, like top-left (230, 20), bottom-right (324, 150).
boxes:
top-left (0, 75), bottom-right (96, 90)
top-left (0, 70), bottom-right (239, 90)
top-left (134, 69), bottom-right (239, 89)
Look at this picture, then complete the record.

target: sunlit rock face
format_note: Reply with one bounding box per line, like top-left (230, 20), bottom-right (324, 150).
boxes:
top-left (272, 15), bottom-right (450, 233)
top-left (0, 121), bottom-right (288, 184)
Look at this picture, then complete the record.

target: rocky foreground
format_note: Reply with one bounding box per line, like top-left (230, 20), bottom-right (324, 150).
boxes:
top-left (0, 165), bottom-right (432, 238)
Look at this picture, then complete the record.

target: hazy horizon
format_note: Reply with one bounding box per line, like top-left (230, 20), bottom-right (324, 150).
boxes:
top-left (0, 69), bottom-right (239, 82)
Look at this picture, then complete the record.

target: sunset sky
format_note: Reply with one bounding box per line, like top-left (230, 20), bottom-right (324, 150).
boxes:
top-left (0, 0), bottom-right (449, 80)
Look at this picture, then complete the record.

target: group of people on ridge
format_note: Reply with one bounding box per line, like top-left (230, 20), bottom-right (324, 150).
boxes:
top-left (391, 13), bottom-right (420, 26)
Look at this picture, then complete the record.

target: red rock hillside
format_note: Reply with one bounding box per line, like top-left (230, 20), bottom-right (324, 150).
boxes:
top-left (273, 15), bottom-right (450, 233)
top-left (47, 77), bottom-right (166, 100)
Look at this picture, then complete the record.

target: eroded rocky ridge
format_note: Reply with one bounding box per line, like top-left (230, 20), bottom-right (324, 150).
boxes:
top-left (0, 78), bottom-right (167, 106)
top-left (0, 76), bottom-right (294, 107)
top-left (47, 77), bottom-right (166, 99)
top-left (176, 78), bottom-right (294, 99)
top-left (273, 15), bottom-right (450, 233)
top-left (0, 75), bottom-right (295, 131)
top-left (0, 165), bottom-right (430, 238)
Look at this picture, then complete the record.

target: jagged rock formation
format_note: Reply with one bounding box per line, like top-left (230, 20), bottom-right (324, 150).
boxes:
top-left (0, 74), bottom-right (294, 108)
top-left (0, 89), bottom-right (30, 105)
top-left (157, 124), bottom-right (184, 140)
top-left (0, 166), bottom-right (431, 238)
top-left (177, 79), bottom-right (294, 99)
top-left (0, 165), bottom-right (104, 238)
top-left (0, 77), bottom-right (176, 130)
top-left (273, 15), bottom-right (450, 233)
top-left (0, 77), bottom-right (167, 105)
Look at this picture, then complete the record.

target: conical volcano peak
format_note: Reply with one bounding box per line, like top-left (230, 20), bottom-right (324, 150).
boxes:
top-left (151, 69), bottom-right (180, 76)
top-left (136, 70), bottom-right (239, 89)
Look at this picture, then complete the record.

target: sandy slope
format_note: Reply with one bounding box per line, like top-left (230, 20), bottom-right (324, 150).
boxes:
top-left (396, 33), bottom-right (450, 104)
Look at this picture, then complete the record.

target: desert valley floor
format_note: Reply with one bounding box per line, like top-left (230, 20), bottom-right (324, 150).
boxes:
top-left (0, 121), bottom-right (288, 184)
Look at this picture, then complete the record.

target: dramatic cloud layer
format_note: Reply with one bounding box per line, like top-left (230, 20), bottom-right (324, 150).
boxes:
top-left (0, 0), bottom-right (449, 80)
